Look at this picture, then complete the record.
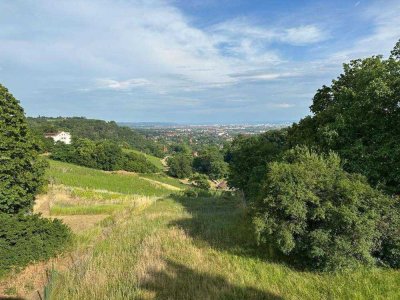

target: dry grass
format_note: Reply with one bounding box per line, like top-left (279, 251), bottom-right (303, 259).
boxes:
top-left (44, 195), bottom-right (400, 299)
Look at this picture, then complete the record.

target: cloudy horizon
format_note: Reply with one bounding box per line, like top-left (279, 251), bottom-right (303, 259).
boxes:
top-left (1, 0), bottom-right (399, 123)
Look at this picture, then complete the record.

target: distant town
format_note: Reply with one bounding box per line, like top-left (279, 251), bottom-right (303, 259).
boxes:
top-left (120, 122), bottom-right (290, 148)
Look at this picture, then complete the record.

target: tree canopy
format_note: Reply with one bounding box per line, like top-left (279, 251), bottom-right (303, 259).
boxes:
top-left (0, 84), bottom-right (47, 214)
top-left (288, 40), bottom-right (400, 194)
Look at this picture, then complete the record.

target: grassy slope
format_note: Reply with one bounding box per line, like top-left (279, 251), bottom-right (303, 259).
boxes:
top-left (50, 194), bottom-right (400, 299)
top-left (139, 173), bottom-right (185, 189)
top-left (122, 148), bottom-right (164, 171)
top-left (47, 160), bottom-right (171, 197)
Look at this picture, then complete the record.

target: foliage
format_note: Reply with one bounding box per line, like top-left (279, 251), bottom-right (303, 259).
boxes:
top-left (0, 84), bottom-right (48, 214)
top-left (227, 129), bottom-right (288, 199)
top-left (288, 40), bottom-right (400, 194)
top-left (167, 153), bottom-right (193, 179)
top-left (0, 213), bottom-right (71, 274)
top-left (51, 138), bottom-right (157, 173)
top-left (189, 173), bottom-right (211, 190)
top-left (193, 146), bottom-right (228, 180)
top-left (123, 148), bottom-right (164, 171)
top-left (120, 152), bottom-right (158, 173)
top-left (253, 147), bottom-right (400, 271)
top-left (27, 116), bottom-right (165, 157)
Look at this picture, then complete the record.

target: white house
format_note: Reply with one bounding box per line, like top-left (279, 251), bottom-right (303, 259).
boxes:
top-left (44, 131), bottom-right (72, 144)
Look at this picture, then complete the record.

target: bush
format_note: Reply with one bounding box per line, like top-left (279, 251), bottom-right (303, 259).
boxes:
top-left (253, 147), bottom-right (400, 271)
top-left (0, 213), bottom-right (71, 274)
top-left (189, 173), bottom-right (211, 190)
top-left (184, 189), bottom-right (199, 198)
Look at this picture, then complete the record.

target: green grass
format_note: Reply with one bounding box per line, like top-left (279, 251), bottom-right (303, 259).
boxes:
top-left (139, 173), bottom-right (185, 189)
top-left (48, 193), bottom-right (400, 299)
top-left (122, 148), bottom-right (164, 171)
top-left (47, 160), bottom-right (172, 197)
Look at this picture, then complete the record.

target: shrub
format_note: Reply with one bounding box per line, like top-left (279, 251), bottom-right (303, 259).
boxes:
top-left (253, 146), bottom-right (399, 271)
top-left (189, 173), bottom-right (211, 190)
top-left (184, 189), bottom-right (199, 198)
top-left (0, 213), bottom-right (71, 274)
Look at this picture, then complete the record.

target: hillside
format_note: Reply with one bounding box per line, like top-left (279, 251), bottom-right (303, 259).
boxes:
top-left (7, 193), bottom-right (400, 299)
top-left (28, 117), bottom-right (164, 157)
top-left (1, 161), bottom-right (399, 299)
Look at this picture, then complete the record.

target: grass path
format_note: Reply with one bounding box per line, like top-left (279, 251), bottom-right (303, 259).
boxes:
top-left (49, 195), bottom-right (400, 300)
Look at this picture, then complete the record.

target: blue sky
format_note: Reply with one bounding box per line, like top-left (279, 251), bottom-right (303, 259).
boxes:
top-left (0, 0), bottom-right (399, 123)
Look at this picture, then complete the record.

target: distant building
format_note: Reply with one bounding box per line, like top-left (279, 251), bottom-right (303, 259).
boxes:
top-left (44, 131), bottom-right (71, 144)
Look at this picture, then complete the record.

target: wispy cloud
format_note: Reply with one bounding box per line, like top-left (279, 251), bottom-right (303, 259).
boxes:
top-left (0, 0), bottom-right (398, 123)
top-left (95, 78), bottom-right (151, 91)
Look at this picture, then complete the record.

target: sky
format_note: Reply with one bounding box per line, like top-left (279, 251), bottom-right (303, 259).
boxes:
top-left (0, 0), bottom-right (399, 124)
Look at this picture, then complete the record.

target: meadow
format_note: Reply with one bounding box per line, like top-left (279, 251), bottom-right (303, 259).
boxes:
top-left (47, 194), bottom-right (400, 299)
top-left (47, 160), bottom-right (173, 197)
top-left (2, 160), bottom-right (399, 299)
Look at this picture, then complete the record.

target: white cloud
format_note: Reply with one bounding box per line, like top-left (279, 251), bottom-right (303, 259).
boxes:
top-left (95, 78), bottom-right (151, 91)
top-left (273, 103), bottom-right (295, 108)
top-left (282, 25), bottom-right (327, 45)
top-left (211, 20), bottom-right (327, 47)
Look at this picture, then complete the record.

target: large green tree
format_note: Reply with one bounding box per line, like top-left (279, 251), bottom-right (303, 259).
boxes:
top-left (167, 153), bottom-right (193, 179)
top-left (0, 84), bottom-right (47, 214)
top-left (193, 146), bottom-right (228, 180)
top-left (227, 129), bottom-right (288, 199)
top-left (288, 40), bottom-right (400, 194)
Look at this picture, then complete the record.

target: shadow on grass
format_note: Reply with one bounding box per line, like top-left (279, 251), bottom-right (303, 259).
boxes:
top-left (169, 193), bottom-right (281, 260)
top-left (138, 259), bottom-right (282, 300)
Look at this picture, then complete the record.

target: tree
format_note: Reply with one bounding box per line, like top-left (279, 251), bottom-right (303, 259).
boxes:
top-left (288, 40), bottom-right (400, 194)
top-left (253, 147), bottom-right (399, 271)
top-left (0, 84), bottom-right (47, 214)
top-left (227, 129), bottom-right (288, 199)
top-left (167, 153), bottom-right (193, 179)
top-left (192, 146), bottom-right (228, 180)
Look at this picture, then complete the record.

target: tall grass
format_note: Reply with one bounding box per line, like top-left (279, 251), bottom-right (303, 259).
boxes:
top-left (48, 194), bottom-right (400, 299)
top-left (47, 160), bottom-right (172, 197)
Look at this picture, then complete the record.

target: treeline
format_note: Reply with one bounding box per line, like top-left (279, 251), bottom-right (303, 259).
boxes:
top-left (28, 116), bottom-right (165, 157)
top-left (227, 40), bottom-right (400, 271)
top-left (0, 84), bottom-right (70, 274)
top-left (51, 138), bottom-right (158, 173)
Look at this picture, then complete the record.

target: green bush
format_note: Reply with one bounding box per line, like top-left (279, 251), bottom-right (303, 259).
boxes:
top-left (0, 213), bottom-right (71, 274)
top-left (253, 147), bottom-right (400, 271)
top-left (189, 173), bottom-right (211, 190)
